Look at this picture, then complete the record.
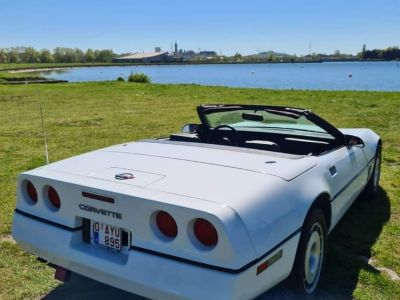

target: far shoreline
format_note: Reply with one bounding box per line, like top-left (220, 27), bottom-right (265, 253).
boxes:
top-left (1, 59), bottom-right (398, 73)
top-left (8, 67), bottom-right (72, 73)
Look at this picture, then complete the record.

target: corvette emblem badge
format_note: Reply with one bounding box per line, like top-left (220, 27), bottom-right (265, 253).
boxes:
top-left (115, 173), bottom-right (134, 180)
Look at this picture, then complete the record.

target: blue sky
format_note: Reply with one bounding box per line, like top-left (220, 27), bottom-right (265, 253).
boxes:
top-left (1, 0), bottom-right (399, 55)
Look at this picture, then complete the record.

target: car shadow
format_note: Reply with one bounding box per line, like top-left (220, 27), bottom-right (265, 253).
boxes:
top-left (41, 272), bottom-right (148, 300)
top-left (42, 188), bottom-right (390, 300)
top-left (317, 187), bottom-right (391, 298)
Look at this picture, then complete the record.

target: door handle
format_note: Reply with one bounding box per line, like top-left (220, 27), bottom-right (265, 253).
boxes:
top-left (329, 165), bottom-right (337, 177)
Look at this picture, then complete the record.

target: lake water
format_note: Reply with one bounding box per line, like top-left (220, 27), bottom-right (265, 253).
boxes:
top-left (40, 61), bottom-right (400, 91)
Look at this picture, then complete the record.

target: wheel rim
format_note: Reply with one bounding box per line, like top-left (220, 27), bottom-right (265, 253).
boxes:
top-left (304, 223), bottom-right (324, 293)
top-left (373, 154), bottom-right (381, 192)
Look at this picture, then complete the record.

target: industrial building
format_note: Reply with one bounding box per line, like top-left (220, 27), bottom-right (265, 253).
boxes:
top-left (113, 51), bottom-right (168, 63)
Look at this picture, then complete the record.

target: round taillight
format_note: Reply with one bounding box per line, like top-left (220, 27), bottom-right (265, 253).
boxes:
top-left (48, 187), bottom-right (61, 209)
top-left (26, 181), bottom-right (38, 204)
top-left (156, 211), bottom-right (178, 238)
top-left (194, 218), bottom-right (218, 247)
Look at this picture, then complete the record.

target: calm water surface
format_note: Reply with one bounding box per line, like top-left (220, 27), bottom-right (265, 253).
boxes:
top-left (40, 61), bottom-right (400, 91)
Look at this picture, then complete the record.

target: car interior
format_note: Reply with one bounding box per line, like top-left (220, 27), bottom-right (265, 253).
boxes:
top-left (168, 105), bottom-right (347, 156)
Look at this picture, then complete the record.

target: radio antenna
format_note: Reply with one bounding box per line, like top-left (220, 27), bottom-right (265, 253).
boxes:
top-left (35, 67), bottom-right (49, 165)
top-left (38, 96), bottom-right (49, 165)
top-left (39, 103), bottom-right (49, 165)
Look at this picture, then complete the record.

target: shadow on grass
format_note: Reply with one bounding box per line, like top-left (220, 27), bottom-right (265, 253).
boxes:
top-left (318, 187), bottom-right (391, 298)
top-left (41, 273), bottom-right (147, 300)
top-left (41, 188), bottom-right (390, 300)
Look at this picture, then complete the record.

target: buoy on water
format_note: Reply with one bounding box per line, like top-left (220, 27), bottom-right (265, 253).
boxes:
top-left (348, 74), bottom-right (352, 78)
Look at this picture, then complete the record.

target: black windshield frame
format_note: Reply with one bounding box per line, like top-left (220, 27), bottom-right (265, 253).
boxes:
top-left (197, 104), bottom-right (347, 147)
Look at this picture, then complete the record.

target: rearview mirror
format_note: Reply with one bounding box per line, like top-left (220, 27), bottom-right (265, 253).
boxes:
top-left (242, 112), bottom-right (264, 121)
top-left (181, 124), bottom-right (199, 133)
top-left (347, 135), bottom-right (365, 148)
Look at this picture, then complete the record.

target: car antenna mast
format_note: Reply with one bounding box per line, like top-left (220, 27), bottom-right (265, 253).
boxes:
top-left (37, 85), bottom-right (49, 165)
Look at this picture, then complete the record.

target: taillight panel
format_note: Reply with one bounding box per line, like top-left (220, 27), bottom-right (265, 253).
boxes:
top-left (155, 211), bottom-right (178, 239)
top-left (151, 211), bottom-right (219, 250)
top-left (47, 186), bottom-right (61, 210)
top-left (21, 179), bottom-right (222, 253)
top-left (193, 218), bottom-right (219, 247)
top-left (26, 180), bottom-right (38, 204)
top-left (21, 180), bottom-right (62, 211)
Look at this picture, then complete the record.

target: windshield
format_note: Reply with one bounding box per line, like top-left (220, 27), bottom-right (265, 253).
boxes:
top-left (204, 109), bottom-right (327, 134)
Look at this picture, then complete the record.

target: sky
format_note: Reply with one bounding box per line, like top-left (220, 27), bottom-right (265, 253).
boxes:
top-left (1, 0), bottom-right (399, 56)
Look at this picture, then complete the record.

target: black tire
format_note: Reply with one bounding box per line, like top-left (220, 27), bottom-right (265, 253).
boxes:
top-left (362, 143), bottom-right (382, 198)
top-left (289, 208), bottom-right (327, 295)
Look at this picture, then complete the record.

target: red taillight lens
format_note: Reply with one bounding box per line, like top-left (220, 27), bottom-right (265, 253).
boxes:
top-left (194, 218), bottom-right (218, 247)
top-left (26, 181), bottom-right (38, 204)
top-left (48, 187), bottom-right (61, 209)
top-left (156, 211), bottom-right (178, 238)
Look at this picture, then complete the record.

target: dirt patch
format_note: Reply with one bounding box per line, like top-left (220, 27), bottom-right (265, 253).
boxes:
top-left (359, 256), bottom-right (400, 281)
top-left (0, 234), bottom-right (16, 244)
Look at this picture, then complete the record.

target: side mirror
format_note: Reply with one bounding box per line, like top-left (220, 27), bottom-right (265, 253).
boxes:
top-left (347, 135), bottom-right (365, 148)
top-left (181, 124), bottom-right (199, 134)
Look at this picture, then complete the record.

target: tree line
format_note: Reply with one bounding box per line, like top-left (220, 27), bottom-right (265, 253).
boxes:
top-left (360, 45), bottom-right (400, 60)
top-left (1, 45), bottom-right (399, 64)
top-left (0, 47), bottom-right (115, 63)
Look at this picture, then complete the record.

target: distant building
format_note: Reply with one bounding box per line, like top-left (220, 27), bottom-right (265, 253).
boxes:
top-left (182, 50), bottom-right (195, 61)
top-left (198, 51), bottom-right (217, 57)
top-left (113, 52), bottom-right (168, 63)
top-left (155, 47), bottom-right (161, 53)
top-left (174, 41), bottom-right (178, 54)
top-left (184, 50), bottom-right (195, 56)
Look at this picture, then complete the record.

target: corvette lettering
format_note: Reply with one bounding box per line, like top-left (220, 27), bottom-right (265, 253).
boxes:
top-left (79, 204), bottom-right (122, 219)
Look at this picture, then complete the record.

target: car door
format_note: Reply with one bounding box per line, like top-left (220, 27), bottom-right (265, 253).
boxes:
top-left (323, 145), bottom-right (369, 228)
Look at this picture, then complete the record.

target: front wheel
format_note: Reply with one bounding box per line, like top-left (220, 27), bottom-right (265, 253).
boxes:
top-left (363, 143), bottom-right (382, 198)
top-left (289, 208), bottom-right (327, 295)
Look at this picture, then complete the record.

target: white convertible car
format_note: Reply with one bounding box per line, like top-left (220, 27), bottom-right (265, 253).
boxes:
top-left (12, 104), bottom-right (381, 299)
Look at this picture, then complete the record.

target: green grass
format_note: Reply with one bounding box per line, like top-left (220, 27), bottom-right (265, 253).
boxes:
top-left (0, 82), bottom-right (399, 299)
top-left (0, 71), bottom-right (46, 83)
top-left (128, 72), bottom-right (151, 83)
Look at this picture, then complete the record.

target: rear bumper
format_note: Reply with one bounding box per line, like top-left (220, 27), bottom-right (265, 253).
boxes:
top-left (12, 211), bottom-right (299, 300)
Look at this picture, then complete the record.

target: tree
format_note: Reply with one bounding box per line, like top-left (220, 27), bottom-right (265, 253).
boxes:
top-left (0, 49), bottom-right (8, 63)
top-left (381, 46), bottom-right (400, 60)
top-left (233, 52), bottom-right (242, 62)
top-left (64, 48), bottom-right (77, 63)
top-left (8, 48), bottom-right (21, 63)
top-left (361, 44), bottom-right (366, 59)
top-left (95, 49), bottom-right (114, 62)
top-left (364, 49), bottom-right (381, 60)
top-left (86, 48), bottom-right (95, 62)
top-left (22, 47), bottom-right (38, 63)
top-left (53, 47), bottom-right (65, 62)
top-left (39, 49), bottom-right (53, 63)
top-left (74, 48), bottom-right (85, 62)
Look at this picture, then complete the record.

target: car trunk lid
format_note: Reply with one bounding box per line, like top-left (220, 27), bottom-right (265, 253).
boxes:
top-left (47, 140), bottom-right (316, 182)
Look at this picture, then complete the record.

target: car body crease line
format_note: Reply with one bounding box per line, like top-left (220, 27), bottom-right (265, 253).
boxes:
top-left (14, 208), bottom-right (301, 274)
top-left (330, 156), bottom-right (375, 202)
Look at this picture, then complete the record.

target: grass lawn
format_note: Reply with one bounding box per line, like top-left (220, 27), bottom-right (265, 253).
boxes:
top-left (0, 82), bottom-right (399, 299)
top-left (0, 71), bottom-right (46, 83)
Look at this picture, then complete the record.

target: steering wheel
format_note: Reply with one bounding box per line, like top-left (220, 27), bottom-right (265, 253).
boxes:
top-left (208, 125), bottom-right (241, 146)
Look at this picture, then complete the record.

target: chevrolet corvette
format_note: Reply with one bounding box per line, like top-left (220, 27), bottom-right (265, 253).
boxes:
top-left (12, 104), bottom-right (381, 299)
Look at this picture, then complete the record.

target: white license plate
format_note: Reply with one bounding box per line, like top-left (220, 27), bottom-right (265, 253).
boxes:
top-left (92, 221), bottom-right (122, 251)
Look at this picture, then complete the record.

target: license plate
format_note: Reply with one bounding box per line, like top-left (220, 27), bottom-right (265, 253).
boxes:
top-left (92, 221), bottom-right (122, 251)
